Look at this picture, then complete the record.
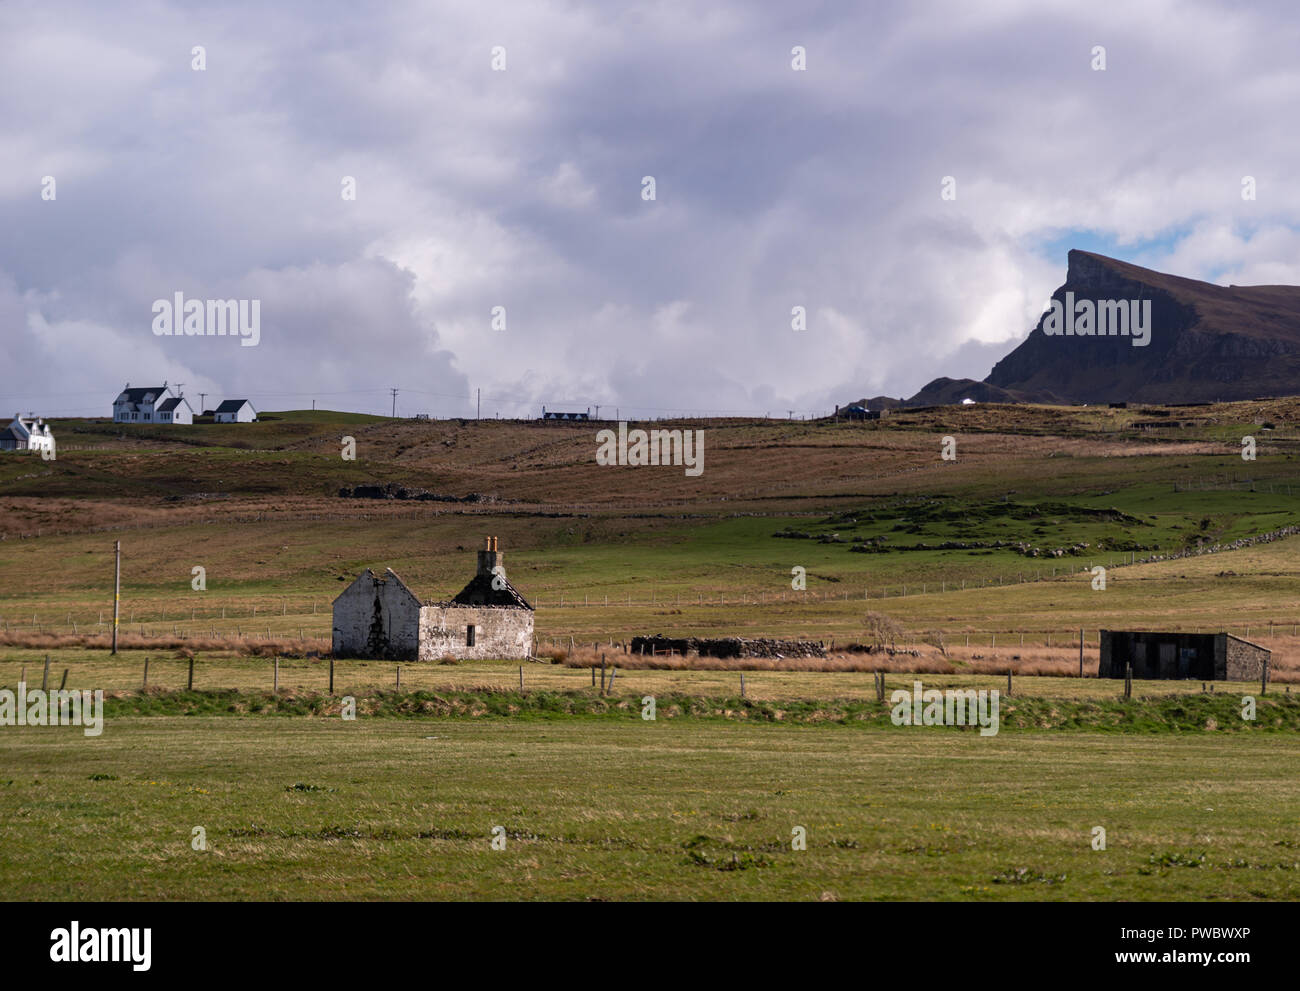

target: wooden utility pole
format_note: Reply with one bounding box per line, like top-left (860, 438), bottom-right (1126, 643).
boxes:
top-left (111, 540), bottom-right (121, 654)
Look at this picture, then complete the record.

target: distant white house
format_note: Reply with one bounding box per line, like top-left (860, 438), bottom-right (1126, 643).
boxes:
top-left (214, 399), bottom-right (257, 423)
top-left (112, 383), bottom-right (193, 424)
top-left (0, 414), bottom-right (54, 453)
top-left (960, 398), bottom-right (976, 406)
top-left (156, 396), bottom-right (194, 424)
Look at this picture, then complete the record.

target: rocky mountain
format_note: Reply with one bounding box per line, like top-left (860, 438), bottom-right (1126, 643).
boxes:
top-left (857, 250), bottom-right (1300, 409)
top-left (981, 250), bottom-right (1300, 404)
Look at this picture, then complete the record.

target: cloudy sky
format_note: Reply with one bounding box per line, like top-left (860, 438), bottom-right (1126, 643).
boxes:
top-left (4, 0), bottom-right (1300, 419)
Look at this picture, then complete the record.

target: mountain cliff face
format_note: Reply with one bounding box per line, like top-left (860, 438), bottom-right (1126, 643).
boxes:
top-left (981, 250), bottom-right (1300, 403)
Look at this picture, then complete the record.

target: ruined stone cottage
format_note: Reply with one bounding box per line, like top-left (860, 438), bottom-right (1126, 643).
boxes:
top-left (332, 538), bottom-right (534, 660)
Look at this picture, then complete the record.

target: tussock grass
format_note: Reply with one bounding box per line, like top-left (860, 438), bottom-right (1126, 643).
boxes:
top-left (0, 630), bottom-right (328, 657)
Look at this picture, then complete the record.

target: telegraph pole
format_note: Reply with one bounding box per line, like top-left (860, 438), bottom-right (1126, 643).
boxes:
top-left (477, 388), bottom-right (481, 419)
top-left (390, 387), bottom-right (398, 418)
top-left (111, 540), bottom-right (121, 654)
top-left (198, 392), bottom-right (207, 413)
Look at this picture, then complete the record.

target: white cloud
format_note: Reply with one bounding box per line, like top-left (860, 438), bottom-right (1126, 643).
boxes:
top-left (4, 0), bottom-right (1300, 417)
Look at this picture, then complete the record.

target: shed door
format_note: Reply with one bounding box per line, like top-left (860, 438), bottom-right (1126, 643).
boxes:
top-left (1158, 643), bottom-right (1176, 678)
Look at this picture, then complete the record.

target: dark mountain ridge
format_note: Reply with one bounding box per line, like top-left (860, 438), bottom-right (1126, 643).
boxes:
top-left (893, 250), bottom-right (1300, 407)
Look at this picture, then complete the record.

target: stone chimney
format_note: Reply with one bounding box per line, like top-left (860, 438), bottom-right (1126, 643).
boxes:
top-left (477, 536), bottom-right (502, 577)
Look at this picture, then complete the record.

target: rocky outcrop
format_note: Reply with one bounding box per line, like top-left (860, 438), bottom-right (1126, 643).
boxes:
top-left (983, 250), bottom-right (1300, 403)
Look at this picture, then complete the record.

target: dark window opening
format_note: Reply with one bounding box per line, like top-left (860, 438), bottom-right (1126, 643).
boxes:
top-left (466, 625), bottom-right (476, 647)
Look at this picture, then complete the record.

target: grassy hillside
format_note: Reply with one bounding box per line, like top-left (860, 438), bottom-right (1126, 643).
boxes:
top-left (2, 403), bottom-right (1300, 649)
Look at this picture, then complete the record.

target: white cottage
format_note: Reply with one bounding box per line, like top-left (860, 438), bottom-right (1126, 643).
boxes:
top-left (0, 414), bottom-right (54, 453)
top-left (214, 399), bottom-right (257, 423)
top-left (112, 383), bottom-right (193, 424)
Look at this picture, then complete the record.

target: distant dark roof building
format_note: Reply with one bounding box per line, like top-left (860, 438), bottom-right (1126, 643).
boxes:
top-left (113, 383), bottom-right (191, 423)
top-left (541, 406), bottom-right (592, 421)
top-left (1099, 630), bottom-right (1270, 681)
top-left (0, 424), bottom-right (26, 450)
top-left (213, 399), bottom-right (257, 423)
top-left (116, 386), bottom-right (169, 405)
top-left (839, 404), bottom-right (881, 420)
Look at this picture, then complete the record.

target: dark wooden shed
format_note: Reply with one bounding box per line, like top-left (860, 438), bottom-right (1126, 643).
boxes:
top-left (1099, 630), bottom-right (1269, 681)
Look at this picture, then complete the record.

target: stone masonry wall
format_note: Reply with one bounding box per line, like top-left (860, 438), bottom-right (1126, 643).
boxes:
top-left (332, 572), bottom-right (422, 660)
top-left (418, 604), bottom-right (534, 661)
top-left (1224, 636), bottom-right (1270, 681)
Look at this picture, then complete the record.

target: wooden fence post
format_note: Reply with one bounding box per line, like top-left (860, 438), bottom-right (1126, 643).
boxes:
top-left (59, 669), bottom-right (68, 691)
top-left (329, 658), bottom-right (335, 695)
top-left (41, 655), bottom-right (50, 691)
top-left (143, 656), bottom-right (149, 689)
top-left (740, 672), bottom-right (746, 698)
top-left (396, 666), bottom-right (401, 690)
top-left (274, 656), bottom-right (279, 693)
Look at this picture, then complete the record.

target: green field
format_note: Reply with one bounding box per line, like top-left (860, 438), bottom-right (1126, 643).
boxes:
top-left (3, 715), bottom-right (1298, 900)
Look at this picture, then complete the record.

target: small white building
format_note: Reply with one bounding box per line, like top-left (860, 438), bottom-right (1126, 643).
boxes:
top-left (0, 414), bottom-right (54, 453)
top-left (156, 396), bottom-right (194, 424)
top-left (214, 399), bottom-right (257, 423)
top-left (112, 383), bottom-right (192, 424)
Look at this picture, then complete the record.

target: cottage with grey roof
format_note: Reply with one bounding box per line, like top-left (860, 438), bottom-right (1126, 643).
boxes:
top-left (112, 383), bottom-right (193, 424)
top-left (0, 414), bottom-right (54, 453)
top-left (214, 399), bottom-right (257, 423)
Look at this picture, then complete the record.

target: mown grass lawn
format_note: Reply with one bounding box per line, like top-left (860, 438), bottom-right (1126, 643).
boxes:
top-left (2, 716), bottom-right (1298, 901)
